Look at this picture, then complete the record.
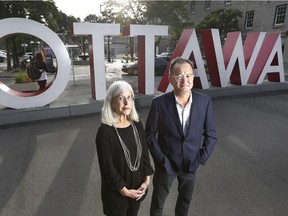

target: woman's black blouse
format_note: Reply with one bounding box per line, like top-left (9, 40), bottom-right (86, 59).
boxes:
top-left (95, 121), bottom-right (154, 215)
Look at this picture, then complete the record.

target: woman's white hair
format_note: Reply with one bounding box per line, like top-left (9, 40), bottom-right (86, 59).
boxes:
top-left (101, 80), bottom-right (139, 126)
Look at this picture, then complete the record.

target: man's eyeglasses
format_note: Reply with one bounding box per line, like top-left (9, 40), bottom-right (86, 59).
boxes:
top-left (114, 95), bottom-right (134, 102)
top-left (170, 73), bottom-right (194, 82)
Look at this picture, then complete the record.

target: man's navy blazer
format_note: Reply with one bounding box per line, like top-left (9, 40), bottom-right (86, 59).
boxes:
top-left (145, 90), bottom-right (217, 175)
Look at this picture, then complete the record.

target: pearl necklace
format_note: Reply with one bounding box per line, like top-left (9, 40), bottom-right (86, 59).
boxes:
top-left (113, 122), bottom-right (142, 172)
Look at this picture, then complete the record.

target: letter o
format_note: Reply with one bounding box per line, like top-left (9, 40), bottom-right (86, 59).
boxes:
top-left (0, 18), bottom-right (70, 109)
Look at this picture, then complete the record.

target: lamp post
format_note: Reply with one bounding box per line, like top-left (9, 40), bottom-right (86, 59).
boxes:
top-left (84, 39), bottom-right (88, 55)
top-left (30, 40), bottom-right (34, 52)
top-left (30, 40), bottom-right (40, 53)
top-left (35, 41), bottom-right (40, 52)
top-left (21, 43), bottom-right (28, 54)
top-left (105, 36), bottom-right (112, 62)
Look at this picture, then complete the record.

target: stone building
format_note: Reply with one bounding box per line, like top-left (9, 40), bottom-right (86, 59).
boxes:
top-left (189, 0), bottom-right (288, 60)
top-left (90, 1), bottom-right (288, 61)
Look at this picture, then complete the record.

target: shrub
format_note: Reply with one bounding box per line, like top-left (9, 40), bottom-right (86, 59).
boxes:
top-left (14, 70), bottom-right (33, 84)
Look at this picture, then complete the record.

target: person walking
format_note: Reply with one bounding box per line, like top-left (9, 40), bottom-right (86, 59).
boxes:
top-left (96, 80), bottom-right (154, 216)
top-left (34, 51), bottom-right (48, 90)
top-left (145, 57), bottom-right (217, 216)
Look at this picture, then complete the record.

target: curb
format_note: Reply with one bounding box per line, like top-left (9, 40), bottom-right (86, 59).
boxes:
top-left (1, 81), bottom-right (288, 126)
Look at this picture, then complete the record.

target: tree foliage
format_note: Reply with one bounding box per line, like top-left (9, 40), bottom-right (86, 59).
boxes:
top-left (91, 0), bottom-right (148, 61)
top-left (88, 0), bottom-right (191, 52)
top-left (119, 0), bottom-right (146, 25)
top-left (0, 0), bottom-right (60, 31)
top-left (195, 8), bottom-right (243, 37)
top-left (96, 0), bottom-right (146, 25)
top-left (57, 12), bottom-right (80, 44)
top-left (84, 14), bottom-right (102, 23)
top-left (143, 1), bottom-right (190, 25)
top-left (0, 0), bottom-right (79, 69)
top-left (0, 0), bottom-right (196, 69)
top-left (142, 1), bottom-right (191, 44)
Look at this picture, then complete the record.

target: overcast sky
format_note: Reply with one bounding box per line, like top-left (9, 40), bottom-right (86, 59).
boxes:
top-left (53, 0), bottom-right (103, 20)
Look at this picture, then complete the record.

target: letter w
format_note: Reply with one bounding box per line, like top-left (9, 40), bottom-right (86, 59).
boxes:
top-left (201, 29), bottom-right (284, 87)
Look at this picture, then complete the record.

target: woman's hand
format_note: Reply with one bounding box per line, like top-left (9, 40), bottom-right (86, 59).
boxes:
top-left (119, 176), bottom-right (150, 201)
top-left (119, 187), bottom-right (145, 200)
top-left (138, 176), bottom-right (150, 193)
top-left (137, 181), bottom-right (149, 193)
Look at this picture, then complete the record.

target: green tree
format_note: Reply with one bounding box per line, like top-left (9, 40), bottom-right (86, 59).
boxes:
top-left (0, 1), bottom-right (27, 69)
top-left (0, 0), bottom-right (62, 70)
top-left (119, 0), bottom-right (146, 25)
top-left (195, 8), bottom-right (243, 39)
top-left (142, 1), bottom-right (191, 46)
top-left (25, 0), bottom-right (60, 31)
top-left (91, 0), bottom-right (147, 61)
top-left (97, 1), bottom-right (191, 58)
top-left (84, 14), bottom-right (102, 23)
top-left (98, 0), bottom-right (122, 23)
top-left (57, 12), bottom-right (80, 44)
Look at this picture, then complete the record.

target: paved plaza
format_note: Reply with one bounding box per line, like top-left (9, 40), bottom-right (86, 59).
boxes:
top-left (1, 92), bottom-right (288, 216)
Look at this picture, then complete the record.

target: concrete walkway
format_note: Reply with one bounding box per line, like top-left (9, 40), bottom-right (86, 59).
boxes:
top-left (1, 93), bottom-right (288, 216)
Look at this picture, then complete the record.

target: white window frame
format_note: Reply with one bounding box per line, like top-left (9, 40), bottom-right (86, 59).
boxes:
top-left (190, 0), bottom-right (196, 13)
top-left (224, 0), bottom-right (232, 6)
top-left (205, 0), bottom-right (211, 10)
top-left (245, 10), bottom-right (254, 29)
top-left (274, 4), bottom-right (287, 26)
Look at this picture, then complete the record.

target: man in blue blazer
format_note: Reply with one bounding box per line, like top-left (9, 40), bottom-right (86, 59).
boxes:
top-left (145, 57), bottom-right (217, 216)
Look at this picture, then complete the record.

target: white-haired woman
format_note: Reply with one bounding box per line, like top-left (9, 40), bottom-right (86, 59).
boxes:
top-left (96, 80), bottom-right (154, 216)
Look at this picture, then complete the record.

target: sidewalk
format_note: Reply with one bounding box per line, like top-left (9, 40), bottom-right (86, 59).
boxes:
top-left (1, 59), bottom-right (288, 126)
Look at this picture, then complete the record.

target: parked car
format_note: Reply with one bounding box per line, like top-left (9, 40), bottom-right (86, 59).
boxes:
top-left (0, 51), bottom-right (7, 62)
top-left (156, 52), bottom-right (172, 62)
top-left (21, 52), bottom-right (34, 61)
top-left (18, 52), bottom-right (33, 70)
top-left (121, 57), bottom-right (169, 76)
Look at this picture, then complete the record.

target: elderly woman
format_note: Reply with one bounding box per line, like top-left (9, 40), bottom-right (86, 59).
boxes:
top-left (95, 80), bottom-right (154, 216)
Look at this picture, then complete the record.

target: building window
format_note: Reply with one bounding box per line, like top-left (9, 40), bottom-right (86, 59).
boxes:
top-left (190, 0), bottom-right (196, 13)
top-left (245, 11), bottom-right (254, 29)
top-left (224, 0), bottom-right (231, 6)
top-left (274, 4), bottom-right (287, 26)
top-left (205, 0), bottom-right (211, 10)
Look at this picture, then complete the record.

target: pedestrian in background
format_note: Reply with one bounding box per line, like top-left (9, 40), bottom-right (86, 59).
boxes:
top-left (96, 80), bottom-right (154, 216)
top-left (145, 57), bottom-right (217, 216)
top-left (34, 51), bottom-right (48, 90)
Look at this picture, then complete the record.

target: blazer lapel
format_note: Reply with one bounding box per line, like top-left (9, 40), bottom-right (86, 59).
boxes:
top-left (166, 92), bottom-right (184, 136)
top-left (186, 91), bottom-right (199, 135)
